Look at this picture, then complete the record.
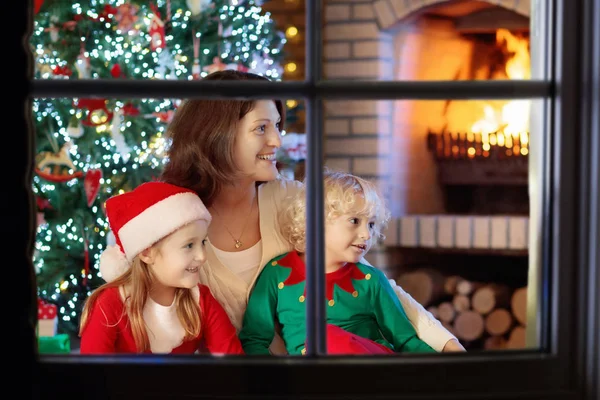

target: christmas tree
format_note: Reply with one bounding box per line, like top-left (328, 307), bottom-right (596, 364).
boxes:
top-left (31, 0), bottom-right (286, 338)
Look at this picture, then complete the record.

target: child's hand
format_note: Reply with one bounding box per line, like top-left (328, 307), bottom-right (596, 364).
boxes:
top-left (442, 338), bottom-right (466, 352)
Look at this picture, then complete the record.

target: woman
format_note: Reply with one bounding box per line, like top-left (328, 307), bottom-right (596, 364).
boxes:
top-left (159, 69), bottom-right (465, 353)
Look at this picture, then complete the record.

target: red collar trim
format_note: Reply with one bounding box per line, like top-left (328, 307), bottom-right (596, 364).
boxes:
top-left (277, 251), bottom-right (366, 301)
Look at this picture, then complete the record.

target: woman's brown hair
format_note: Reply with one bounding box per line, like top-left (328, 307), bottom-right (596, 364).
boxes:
top-left (159, 70), bottom-right (285, 206)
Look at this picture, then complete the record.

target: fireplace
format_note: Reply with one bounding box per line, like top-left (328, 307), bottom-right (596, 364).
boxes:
top-left (389, 0), bottom-right (531, 216)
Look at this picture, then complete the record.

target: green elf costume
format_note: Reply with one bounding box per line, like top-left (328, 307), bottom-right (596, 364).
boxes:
top-left (239, 251), bottom-right (436, 355)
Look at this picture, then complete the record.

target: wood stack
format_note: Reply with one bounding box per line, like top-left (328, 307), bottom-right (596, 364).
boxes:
top-left (400, 270), bottom-right (528, 350)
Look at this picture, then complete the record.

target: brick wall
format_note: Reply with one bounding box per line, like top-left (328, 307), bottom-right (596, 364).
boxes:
top-left (324, 0), bottom-right (531, 218)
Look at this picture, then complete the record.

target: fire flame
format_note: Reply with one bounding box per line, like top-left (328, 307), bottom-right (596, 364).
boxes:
top-left (471, 29), bottom-right (530, 157)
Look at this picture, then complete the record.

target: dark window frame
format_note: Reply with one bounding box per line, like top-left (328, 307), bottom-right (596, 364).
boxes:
top-left (24, 0), bottom-right (599, 398)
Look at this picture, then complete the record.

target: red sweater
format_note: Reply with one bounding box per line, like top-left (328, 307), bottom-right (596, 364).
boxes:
top-left (80, 284), bottom-right (244, 355)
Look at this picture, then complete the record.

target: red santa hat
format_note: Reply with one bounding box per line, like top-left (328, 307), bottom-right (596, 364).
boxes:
top-left (99, 181), bottom-right (211, 282)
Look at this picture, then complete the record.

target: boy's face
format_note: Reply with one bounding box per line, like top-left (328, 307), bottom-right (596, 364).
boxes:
top-left (149, 219), bottom-right (209, 290)
top-left (325, 198), bottom-right (376, 267)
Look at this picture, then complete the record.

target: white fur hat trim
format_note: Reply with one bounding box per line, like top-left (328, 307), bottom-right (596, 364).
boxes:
top-left (99, 244), bottom-right (131, 283)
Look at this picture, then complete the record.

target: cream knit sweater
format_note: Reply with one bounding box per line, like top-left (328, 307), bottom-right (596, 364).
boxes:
top-left (199, 177), bottom-right (456, 353)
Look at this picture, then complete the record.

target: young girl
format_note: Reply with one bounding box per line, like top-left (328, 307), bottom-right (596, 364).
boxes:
top-left (158, 69), bottom-right (464, 353)
top-left (79, 181), bottom-right (244, 355)
top-left (239, 170), bottom-right (437, 355)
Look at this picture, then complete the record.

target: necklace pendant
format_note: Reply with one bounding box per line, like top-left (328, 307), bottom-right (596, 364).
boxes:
top-left (235, 240), bottom-right (242, 249)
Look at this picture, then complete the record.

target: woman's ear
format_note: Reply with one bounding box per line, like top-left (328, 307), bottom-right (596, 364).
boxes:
top-left (138, 247), bottom-right (156, 265)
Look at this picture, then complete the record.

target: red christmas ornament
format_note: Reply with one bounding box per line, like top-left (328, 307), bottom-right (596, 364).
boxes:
top-left (149, 4), bottom-right (166, 51)
top-left (34, 0), bottom-right (44, 14)
top-left (84, 169), bottom-right (103, 207)
top-left (110, 63), bottom-right (124, 78)
top-left (52, 65), bottom-right (72, 76)
top-left (98, 5), bottom-right (118, 20)
top-left (123, 103), bottom-right (140, 116)
top-left (73, 98), bottom-right (113, 126)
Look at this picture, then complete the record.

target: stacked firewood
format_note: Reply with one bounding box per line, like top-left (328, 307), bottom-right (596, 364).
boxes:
top-left (396, 269), bottom-right (528, 350)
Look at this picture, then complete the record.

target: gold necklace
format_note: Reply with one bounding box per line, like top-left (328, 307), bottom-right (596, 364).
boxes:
top-left (211, 197), bottom-right (256, 249)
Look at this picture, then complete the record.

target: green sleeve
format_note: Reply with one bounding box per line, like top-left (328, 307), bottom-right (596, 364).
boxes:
top-left (371, 268), bottom-right (437, 353)
top-left (239, 265), bottom-right (279, 355)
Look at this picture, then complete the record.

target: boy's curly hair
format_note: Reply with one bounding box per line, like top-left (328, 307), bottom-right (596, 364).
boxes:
top-left (280, 169), bottom-right (391, 253)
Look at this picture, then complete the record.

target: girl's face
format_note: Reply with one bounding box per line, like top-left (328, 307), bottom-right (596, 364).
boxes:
top-left (233, 100), bottom-right (282, 182)
top-left (147, 219), bottom-right (209, 293)
top-left (324, 197), bottom-right (377, 269)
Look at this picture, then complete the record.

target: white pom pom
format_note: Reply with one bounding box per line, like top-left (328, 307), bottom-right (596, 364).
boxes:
top-left (99, 245), bottom-right (130, 283)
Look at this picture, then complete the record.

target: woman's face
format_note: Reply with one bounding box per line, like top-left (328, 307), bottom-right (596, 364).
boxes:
top-left (233, 100), bottom-right (282, 182)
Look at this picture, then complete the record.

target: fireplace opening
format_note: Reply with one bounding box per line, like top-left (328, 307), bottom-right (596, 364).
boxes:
top-left (427, 27), bottom-right (531, 215)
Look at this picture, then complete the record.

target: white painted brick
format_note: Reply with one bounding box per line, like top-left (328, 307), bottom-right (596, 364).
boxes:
top-left (352, 4), bottom-right (376, 19)
top-left (352, 40), bottom-right (394, 58)
top-left (473, 217), bottom-right (491, 249)
top-left (419, 216), bottom-right (437, 248)
top-left (490, 216), bottom-right (509, 249)
top-left (324, 100), bottom-right (392, 117)
top-left (455, 216), bottom-right (472, 248)
top-left (325, 22), bottom-right (381, 41)
top-left (325, 4), bottom-right (351, 21)
top-left (324, 42), bottom-right (351, 59)
top-left (325, 158), bottom-right (351, 173)
top-left (373, 0), bottom-right (397, 29)
top-left (508, 216), bottom-right (529, 249)
top-left (325, 59), bottom-right (393, 79)
top-left (399, 216), bottom-right (418, 247)
top-left (352, 157), bottom-right (389, 176)
top-left (325, 137), bottom-right (390, 156)
top-left (437, 215), bottom-right (454, 248)
top-left (352, 117), bottom-right (391, 135)
top-left (325, 118), bottom-right (350, 135)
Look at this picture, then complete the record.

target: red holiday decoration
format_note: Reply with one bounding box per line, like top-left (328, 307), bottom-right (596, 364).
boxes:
top-left (36, 196), bottom-right (52, 211)
top-left (84, 169), bottom-right (103, 207)
top-left (110, 63), bottom-right (124, 78)
top-left (37, 298), bottom-right (58, 337)
top-left (73, 98), bottom-right (113, 126)
top-left (34, 0), bottom-right (45, 14)
top-left (98, 5), bottom-right (118, 20)
top-left (149, 4), bottom-right (166, 51)
top-left (35, 168), bottom-right (84, 182)
top-left (123, 103), bottom-right (140, 116)
top-left (38, 299), bottom-right (57, 320)
top-left (52, 65), bottom-right (72, 76)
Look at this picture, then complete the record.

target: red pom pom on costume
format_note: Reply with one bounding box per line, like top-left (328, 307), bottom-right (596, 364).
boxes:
top-left (99, 245), bottom-right (130, 282)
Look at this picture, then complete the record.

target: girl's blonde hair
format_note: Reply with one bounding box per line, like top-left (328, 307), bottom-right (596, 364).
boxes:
top-left (281, 169), bottom-right (391, 253)
top-left (79, 242), bottom-right (201, 353)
